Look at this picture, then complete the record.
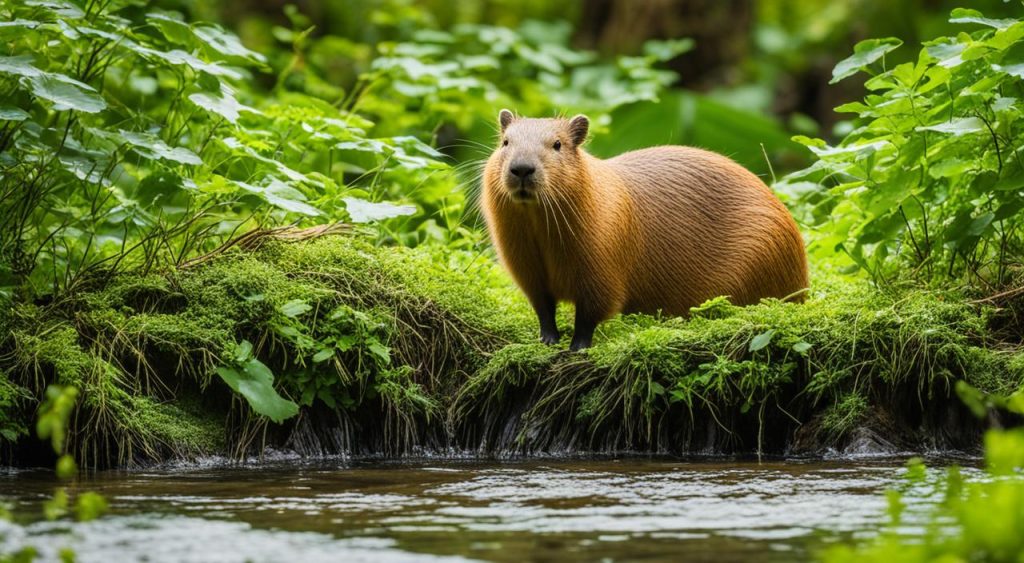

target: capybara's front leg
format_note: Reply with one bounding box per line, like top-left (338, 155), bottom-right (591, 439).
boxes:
top-left (529, 293), bottom-right (560, 345)
top-left (570, 281), bottom-right (622, 351)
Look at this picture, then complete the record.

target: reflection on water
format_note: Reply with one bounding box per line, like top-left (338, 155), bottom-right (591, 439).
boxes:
top-left (0, 458), bottom-right (974, 562)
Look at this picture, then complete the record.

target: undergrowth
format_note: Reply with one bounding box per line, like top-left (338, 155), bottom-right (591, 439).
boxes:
top-left (0, 233), bottom-right (1021, 466)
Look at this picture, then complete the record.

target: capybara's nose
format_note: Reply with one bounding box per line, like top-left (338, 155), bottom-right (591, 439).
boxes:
top-left (510, 163), bottom-right (536, 179)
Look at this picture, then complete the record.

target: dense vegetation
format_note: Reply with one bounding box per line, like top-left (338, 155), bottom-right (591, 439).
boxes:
top-left (782, 9), bottom-right (1024, 286)
top-left (1, 0), bottom-right (1024, 561)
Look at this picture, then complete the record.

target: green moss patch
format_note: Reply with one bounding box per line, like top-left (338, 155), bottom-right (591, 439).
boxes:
top-left (1, 234), bottom-right (1021, 466)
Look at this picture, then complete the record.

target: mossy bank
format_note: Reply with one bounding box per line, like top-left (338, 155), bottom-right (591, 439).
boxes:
top-left (1, 234), bottom-right (1022, 467)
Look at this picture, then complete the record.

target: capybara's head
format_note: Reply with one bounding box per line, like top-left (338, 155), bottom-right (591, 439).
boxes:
top-left (485, 110), bottom-right (589, 204)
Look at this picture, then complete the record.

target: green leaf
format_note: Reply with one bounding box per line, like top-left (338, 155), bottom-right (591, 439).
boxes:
top-left (188, 84), bottom-right (255, 123)
top-left (955, 380), bottom-right (988, 418)
top-left (642, 38), bottom-right (694, 62)
top-left (278, 299), bottom-right (312, 318)
top-left (993, 63), bottom-right (1024, 79)
top-left (119, 130), bottom-right (202, 165)
top-left (312, 349), bottom-right (333, 363)
top-left (831, 38), bottom-right (903, 84)
top-left (216, 359), bottom-right (298, 424)
top-left (0, 106), bottom-right (30, 121)
top-left (137, 47), bottom-right (243, 80)
top-left (0, 55), bottom-right (44, 78)
top-left (343, 197), bottom-right (416, 223)
top-left (792, 341), bottom-right (812, 353)
top-left (75, 491), bottom-right (108, 522)
top-left (264, 179), bottom-right (321, 216)
top-left (368, 341), bottom-right (391, 364)
top-left (25, 0), bottom-right (84, 19)
top-left (949, 8), bottom-right (1016, 30)
top-left (916, 117), bottom-right (986, 136)
top-left (748, 329), bottom-right (776, 352)
top-left (27, 74), bottom-right (106, 113)
top-left (194, 25), bottom-right (267, 63)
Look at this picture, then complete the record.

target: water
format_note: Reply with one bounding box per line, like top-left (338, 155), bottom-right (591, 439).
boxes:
top-left (0, 457), bottom-right (971, 562)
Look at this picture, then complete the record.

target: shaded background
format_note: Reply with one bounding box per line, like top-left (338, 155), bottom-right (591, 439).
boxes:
top-left (182, 0), bottom-right (1018, 143)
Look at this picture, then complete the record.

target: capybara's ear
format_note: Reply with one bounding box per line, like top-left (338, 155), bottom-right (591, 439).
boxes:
top-left (568, 114), bottom-right (589, 146)
top-left (499, 109), bottom-right (515, 132)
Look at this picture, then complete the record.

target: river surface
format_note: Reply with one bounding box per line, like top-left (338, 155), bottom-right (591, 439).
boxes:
top-left (0, 456), bottom-right (972, 562)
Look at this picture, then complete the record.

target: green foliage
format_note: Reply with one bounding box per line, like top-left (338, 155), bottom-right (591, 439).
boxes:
top-left (35, 384), bottom-right (78, 453)
top-left (0, 372), bottom-right (29, 443)
top-left (781, 8), bottom-right (1024, 284)
top-left (0, 0), bottom-right (436, 298)
top-left (215, 340), bottom-right (298, 423)
top-left (823, 391), bottom-right (1024, 563)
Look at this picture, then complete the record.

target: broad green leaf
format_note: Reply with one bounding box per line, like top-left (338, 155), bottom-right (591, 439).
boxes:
top-left (925, 40), bottom-right (966, 68)
top-left (312, 349), bottom-right (333, 363)
top-left (188, 85), bottom-right (255, 123)
top-left (194, 25), bottom-right (267, 63)
top-left (278, 299), bottom-right (312, 318)
top-left (264, 179), bottom-right (321, 216)
top-left (993, 63), bottom-right (1024, 79)
top-left (949, 8), bottom-right (1016, 30)
top-left (343, 197), bottom-right (416, 223)
top-left (222, 138), bottom-right (308, 183)
top-left (368, 341), bottom-right (391, 364)
top-left (146, 11), bottom-right (193, 46)
top-left (929, 158), bottom-right (974, 179)
top-left (137, 47), bottom-right (243, 80)
top-left (967, 212), bottom-right (994, 237)
top-left (216, 362), bottom-right (298, 423)
top-left (0, 19), bottom-right (41, 29)
top-left (27, 74), bottom-right (106, 113)
top-left (831, 38), bottom-right (903, 84)
top-left (120, 130), bottom-right (202, 165)
top-left (25, 0), bottom-right (84, 18)
top-left (0, 55), bottom-right (44, 78)
top-left (792, 341), bottom-right (812, 354)
top-left (0, 107), bottom-right (30, 121)
top-left (748, 329), bottom-right (776, 352)
top-left (916, 117), bottom-right (985, 136)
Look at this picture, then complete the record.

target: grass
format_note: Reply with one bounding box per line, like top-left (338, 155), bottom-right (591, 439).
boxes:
top-left (0, 233), bottom-right (1021, 466)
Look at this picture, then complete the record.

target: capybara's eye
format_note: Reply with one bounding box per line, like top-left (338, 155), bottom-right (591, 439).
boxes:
top-left (553, 140), bottom-right (562, 151)
top-left (502, 139), bottom-right (509, 147)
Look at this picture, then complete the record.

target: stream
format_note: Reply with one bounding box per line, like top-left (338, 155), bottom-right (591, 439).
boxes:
top-left (0, 456), bottom-right (972, 562)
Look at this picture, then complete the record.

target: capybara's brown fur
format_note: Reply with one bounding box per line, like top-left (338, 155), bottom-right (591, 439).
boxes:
top-left (482, 110), bottom-right (808, 350)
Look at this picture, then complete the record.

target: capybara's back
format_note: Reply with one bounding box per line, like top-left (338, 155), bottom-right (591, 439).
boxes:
top-left (608, 146), bottom-right (808, 314)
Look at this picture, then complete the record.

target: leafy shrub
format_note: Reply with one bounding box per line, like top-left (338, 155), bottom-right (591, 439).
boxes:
top-left (780, 8), bottom-right (1024, 285)
top-left (0, 0), bottom-right (436, 298)
top-left (0, 0), bottom-right (689, 298)
top-left (273, 7), bottom-right (691, 246)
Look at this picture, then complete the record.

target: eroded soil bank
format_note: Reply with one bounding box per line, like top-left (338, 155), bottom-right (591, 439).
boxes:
top-left (1, 235), bottom-right (1022, 467)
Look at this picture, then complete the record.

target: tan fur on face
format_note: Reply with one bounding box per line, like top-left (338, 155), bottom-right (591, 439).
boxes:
top-left (482, 112), bottom-right (809, 344)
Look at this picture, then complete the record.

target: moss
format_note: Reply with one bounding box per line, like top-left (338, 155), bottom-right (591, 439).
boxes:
top-left (0, 369), bottom-right (29, 443)
top-left (125, 395), bottom-right (224, 455)
top-left (821, 392), bottom-right (870, 437)
top-left (1, 233), bottom-right (1021, 466)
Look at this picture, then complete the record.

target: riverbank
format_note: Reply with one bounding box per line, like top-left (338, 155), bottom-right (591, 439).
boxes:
top-left (1, 233), bottom-right (1022, 467)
